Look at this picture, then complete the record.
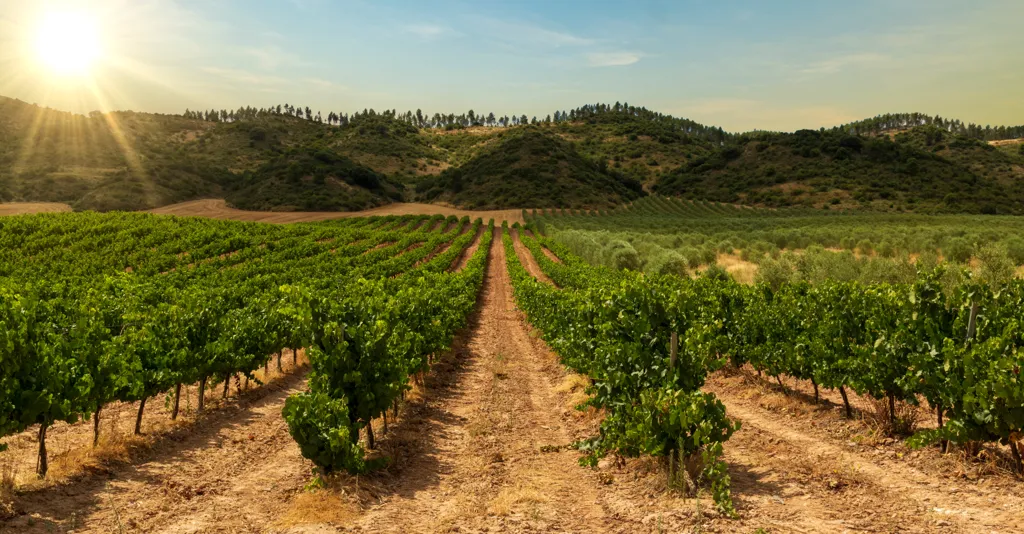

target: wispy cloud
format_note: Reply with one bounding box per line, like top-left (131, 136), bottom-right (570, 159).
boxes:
top-left (243, 45), bottom-right (302, 70)
top-left (200, 67), bottom-right (345, 94)
top-left (469, 16), bottom-right (594, 48)
top-left (588, 52), bottom-right (642, 67)
top-left (302, 77), bottom-right (346, 91)
top-left (404, 24), bottom-right (450, 40)
top-left (800, 53), bottom-right (889, 74)
top-left (200, 67), bottom-right (288, 87)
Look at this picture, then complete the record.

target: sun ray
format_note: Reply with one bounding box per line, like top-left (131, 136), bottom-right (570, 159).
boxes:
top-left (84, 77), bottom-right (146, 183)
top-left (14, 86), bottom-right (55, 175)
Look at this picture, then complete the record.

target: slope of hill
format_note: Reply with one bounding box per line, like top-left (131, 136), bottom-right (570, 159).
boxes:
top-left (0, 97), bottom-right (233, 210)
top-left (226, 147), bottom-right (402, 211)
top-left (0, 97), bottom-right (413, 212)
top-left (414, 128), bottom-right (644, 209)
top-left (4, 94), bottom-right (1024, 214)
top-left (653, 126), bottom-right (1024, 214)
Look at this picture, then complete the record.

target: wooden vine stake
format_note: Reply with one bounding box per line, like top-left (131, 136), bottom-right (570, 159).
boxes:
top-left (668, 332), bottom-right (679, 484)
top-left (940, 300), bottom-right (981, 454)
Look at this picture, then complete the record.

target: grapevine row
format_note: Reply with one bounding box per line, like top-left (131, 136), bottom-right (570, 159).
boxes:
top-left (519, 223), bottom-right (1024, 477)
top-left (0, 212), bottom-right (488, 477)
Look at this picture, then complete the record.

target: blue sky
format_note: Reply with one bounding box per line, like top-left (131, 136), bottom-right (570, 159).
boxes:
top-left (1, 0), bottom-right (1022, 131)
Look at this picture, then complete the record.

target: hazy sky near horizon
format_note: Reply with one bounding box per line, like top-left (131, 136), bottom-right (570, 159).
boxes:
top-left (1, 0), bottom-right (1022, 132)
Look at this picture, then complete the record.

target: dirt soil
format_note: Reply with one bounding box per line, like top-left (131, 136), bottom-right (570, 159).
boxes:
top-left (704, 371), bottom-right (1024, 533)
top-left (0, 202), bottom-right (72, 216)
top-left (1, 355), bottom-right (314, 533)
top-left (314, 231), bottom-right (613, 533)
top-left (451, 225), bottom-right (486, 272)
top-left (4, 229), bottom-right (1023, 533)
top-left (510, 229), bottom-right (555, 286)
top-left (540, 247), bottom-right (562, 264)
top-left (149, 199), bottom-right (525, 225)
top-left (501, 232), bottom-right (1024, 533)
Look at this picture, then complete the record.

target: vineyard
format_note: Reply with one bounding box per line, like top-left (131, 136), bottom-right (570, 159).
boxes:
top-left (0, 211), bottom-right (491, 480)
top-left (512, 221), bottom-right (1024, 475)
top-left (1, 206), bottom-right (1023, 532)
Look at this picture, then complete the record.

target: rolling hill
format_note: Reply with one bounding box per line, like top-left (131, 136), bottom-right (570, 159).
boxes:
top-left (653, 126), bottom-right (1024, 214)
top-left (2, 94), bottom-right (1023, 214)
top-left (414, 128), bottom-right (644, 209)
top-left (227, 147), bottom-right (402, 211)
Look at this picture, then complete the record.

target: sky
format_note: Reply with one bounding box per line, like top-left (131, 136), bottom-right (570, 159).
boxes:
top-left (0, 0), bottom-right (1022, 132)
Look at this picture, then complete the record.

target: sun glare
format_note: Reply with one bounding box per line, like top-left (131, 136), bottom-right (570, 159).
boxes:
top-left (35, 11), bottom-right (102, 76)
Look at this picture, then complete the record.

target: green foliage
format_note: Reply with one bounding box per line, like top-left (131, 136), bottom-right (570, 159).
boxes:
top-left (283, 391), bottom-right (365, 474)
top-left (1006, 237), bottom-right (1024, 265)
top-left (976, 245), bottom-right (1016, 287)
top-left (228, 147), bottom-right (402, 211)
top-left (755, 257), bottom-right (794, 290)
top-left (944, 238), bottom-right (974, 264)
top-left (3, 95), bottom-right (1021, 213)
top-left (503, 231), bottom-right (740, 513)
top-left (0, 211), bottom-right (492, 477)
top-left (416, 128), bottom-right (644, 209)
top-left (653, 126), bottom-right (1024, 214)
top-left (529, 204), bottom-right (1024, 475)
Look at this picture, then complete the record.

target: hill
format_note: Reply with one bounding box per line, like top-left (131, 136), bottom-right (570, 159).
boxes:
top-left (653, 126), bottom-right (1024, 214)
top-left (227, 147), bottom-right (402, 211)
top-left (0, 97), bottom-right (232, 211)
top-left (414, 128), bottom-right (644, 209)
top-left (3, 94), bottom-right (1024, 214)
top-left (0, 97), bottom-right (413, 212)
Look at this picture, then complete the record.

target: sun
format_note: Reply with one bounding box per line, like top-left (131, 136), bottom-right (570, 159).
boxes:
top-left (35, 10), bottom-right (102, 76)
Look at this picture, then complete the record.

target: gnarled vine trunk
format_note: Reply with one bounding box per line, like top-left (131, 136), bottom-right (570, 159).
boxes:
top-left (172, 383), bottom-right (182, 420)
top-left (839, 386), bottom-right (852, 418)
top-left (135, 397), bottom-right (147, 435)
top-left (93, 406), bottom-right (101, 447)
top-left (198, 377), bottom-right (207, 412)
top-left (37, 424), bottom-right (48, 478)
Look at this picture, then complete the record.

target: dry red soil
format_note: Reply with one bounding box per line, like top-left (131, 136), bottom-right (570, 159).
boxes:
top-left (0, 202), bottom-right (72, 216)
top-left (149, 199), bottom-right (525, 225)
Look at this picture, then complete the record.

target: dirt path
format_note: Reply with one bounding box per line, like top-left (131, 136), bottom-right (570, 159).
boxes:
top-left (510, 229), bottom-right (554, 286)
top-left (540, 247), bottom-right (562, 264)
top-left (451, 225), bottom-right (485, 272)
top-left (346, 231), bottom-right (610, 533)
top-left (0, 202), bottom-right (72, 216)
top-left (502, 235), bottom-right (1024, 533)
top-left (2, 370), bottom-right (313, 534)
top-left (705, 374), bottom-right (1024, 533)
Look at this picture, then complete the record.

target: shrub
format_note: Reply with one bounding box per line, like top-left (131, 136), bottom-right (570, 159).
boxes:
top-left (876, 240), bottom-right (896, 258)
top-left (678, 247), bottom-right (703, 269)
top-left (701, 264), bottom-right (732, 282)
top-left (282, 391), bottom-right (365, 475)
top-left (648, 251), bottom-right (689, 276)
top-left (755, 257), bottom-right (794, 290)
top-left (943, 238), bottom-right (973, 264)
top-left (1005, 237), bottom-right (1024, 265)
top-left (976, 245), bottom-right (1015, 287)
top-left (605, 240), bottom-right (642, 271)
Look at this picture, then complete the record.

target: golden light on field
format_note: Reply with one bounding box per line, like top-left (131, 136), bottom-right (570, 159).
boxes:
top-left (35, 10), bottom-right (102, 75)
